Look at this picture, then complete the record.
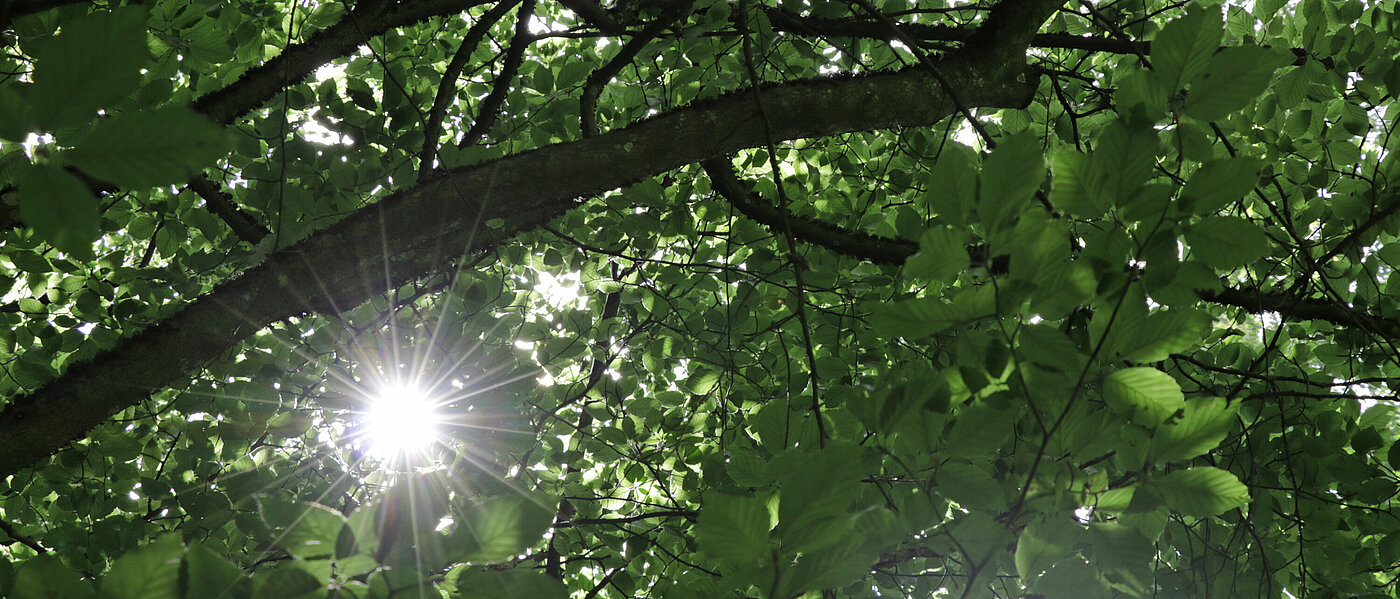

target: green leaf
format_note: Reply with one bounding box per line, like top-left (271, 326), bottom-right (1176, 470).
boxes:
top-left (1149, 397), bottom-right (1238, 464)
top-left (1157, 466), bottom-right (1250, 518)
top-left (182, 544), bottom-right (252, 599)
top-left (10, 554), bottom-right (94, 599)
top-left (1151, 8), bottom-right (1222, 90)
top-left (1049, 150), bottom-right (1100, 217)
top-left (696, 493), bottom-right (772, 562)
top-left (1031, 557), bottom-right (1112, 599)
top-left (29, 8), bottom-right (148, 128)
top-left (1119, 308), bottom-right (1214, 363)
top-left (905, 227), bottom-right (969, 283)
top-left (449, 569), bottom-right (568, 599)
top-left (255, 497), bottom-right (346, 559)
top-left (1184, 215), bottom-right (1271, 270)
top-left (979, 133), bottom-right (1044, 231)
top-left (0, 86), bottom-right (35, 142)
top-left (1183, 46), bottom-right (1285, 121)
top-left (1089, 119), bottom-right (1158, 209)
top-left (684, 368), bottom-right (720, 395)
top-left (1103, 367), bottom-right (1184, 428)
top-left (1015, 519), bottom-right (1076, 579)
top-left (452, 493), bottom-right (556, 563)
top-left (1182, 157), bottom-right (1265, 213)
top-left (939, 462), bottom-right (1006, 513)
top-left (65, 107), bottom-right (232, 189)
top-left (99, 534), bottom-right (183, 599)
top-left (250, 563), bottom-right (322, 599)
top-left (18, 164), bottom-right (99, 257)
top-left (925, 142), bottom-right (977, 224)
top-left (870, 286), bottom-right (997, 339)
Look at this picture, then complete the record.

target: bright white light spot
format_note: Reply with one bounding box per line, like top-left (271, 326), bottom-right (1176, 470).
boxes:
top-left (362, 385), bottom-right (443, 460)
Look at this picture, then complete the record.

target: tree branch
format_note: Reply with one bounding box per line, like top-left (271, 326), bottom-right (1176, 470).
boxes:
top-left (193, 0), bottom-right (494, 125)
top-left (419, 0), bottom-right (523, 174)
top-left (457, 0), bottom-right (539, 150)
top-left (0, 0), bottom-right (1059, 479)
top-left (1197, 288), bottom-right (1400, 340)
top-left (186, 176), bottom-right (270, 244)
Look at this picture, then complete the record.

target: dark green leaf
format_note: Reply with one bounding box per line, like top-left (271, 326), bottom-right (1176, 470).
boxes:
top-left (979, 133), bottom-right (1044, 231)
top-left (1184, 215), bottom-right (1271, 270)
top-left (10, 554), bottom-right (94, 599)
top-left (1182, 157), bottom-right (1265, 213)
top-left (18, 164), bottom-right (99, 257)
top-left (29, 7), bottom-right (148, 129)
top-left (1184, 46), bottom-right (1286, 121)
top-left (1151, 8), bottom-right (1222, 90)
top-left (66, 107), bottom-right (232, 189)
top-left (99, 534), bottom-right (182, 599)
top-left (452, 493), bottom-right (556, 563)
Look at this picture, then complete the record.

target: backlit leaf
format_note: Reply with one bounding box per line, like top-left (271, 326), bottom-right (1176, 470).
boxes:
top-left (1157, 467), bottom-right (1250, 517)
top-left (1103, 367), bottom-right (1184, 428)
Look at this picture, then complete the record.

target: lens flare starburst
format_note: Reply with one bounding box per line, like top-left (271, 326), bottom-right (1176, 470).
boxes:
top-left (361, 384), bottom-right (444, 463)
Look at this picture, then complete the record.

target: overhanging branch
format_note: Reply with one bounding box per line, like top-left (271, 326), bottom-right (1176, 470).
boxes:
top-left (0, 0), bottom-right (1060, 479)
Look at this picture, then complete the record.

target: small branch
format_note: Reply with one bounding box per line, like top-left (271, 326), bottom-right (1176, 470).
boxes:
top-left (556, 509), bottom-right (697, 528)
top-left (580, 0), bottom-right (689, 137)
top-left (457, 0), bottom-right (539, 150)
top-left (0, 517), bottom-right (47, 553)
top-left (186, 176), bottom-right (269, 244)
top-left (418, 0), bottom-right (522, 175)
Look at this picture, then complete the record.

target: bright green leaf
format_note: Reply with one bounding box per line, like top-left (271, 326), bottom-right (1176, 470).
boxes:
top-left (1150, 397), bottom-right (1238, 464)
top-left (1157, 466), bottom-right (1250, 517)
top-left (1103, 367), bottom-right (1184, 428)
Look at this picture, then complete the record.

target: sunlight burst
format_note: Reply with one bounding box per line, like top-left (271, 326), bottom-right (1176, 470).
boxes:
top-left (362, 384), bottom-right (444, 462)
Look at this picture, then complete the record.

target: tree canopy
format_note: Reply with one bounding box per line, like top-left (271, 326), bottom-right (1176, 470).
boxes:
top-left (1, 0), bottom-right (1399, 597)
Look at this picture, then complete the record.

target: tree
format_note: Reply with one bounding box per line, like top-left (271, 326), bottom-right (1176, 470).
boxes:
top-left (0, 0), bottom-right (1397, 596)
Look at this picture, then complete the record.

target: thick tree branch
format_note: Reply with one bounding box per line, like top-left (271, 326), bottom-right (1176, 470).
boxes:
top-left (1198, 288), bottom-right (1400, 340)
top-left (0, 0), bottom-right (1059, 479)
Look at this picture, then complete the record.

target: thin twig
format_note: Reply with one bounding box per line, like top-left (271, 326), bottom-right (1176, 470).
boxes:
top-left (735, 0), bottom-right (826, 447)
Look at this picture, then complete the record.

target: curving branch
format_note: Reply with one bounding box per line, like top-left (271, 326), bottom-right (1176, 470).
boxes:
top-left (456, 0), bottom-right (540, 150)
top-left (193, 0), bottom-right (495, 125)
top-left (0, 0), bottom-right (1061, 479)
top-left (706, 160), bottom-right (1400, 344)
top-left (419, 0), bottom-right (524, 174)
top-left (580, 0), bottom-right (690, 137)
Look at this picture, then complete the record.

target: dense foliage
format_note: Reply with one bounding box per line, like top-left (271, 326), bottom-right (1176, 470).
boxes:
top-left (1, 0), bottom-right (1399, 597)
